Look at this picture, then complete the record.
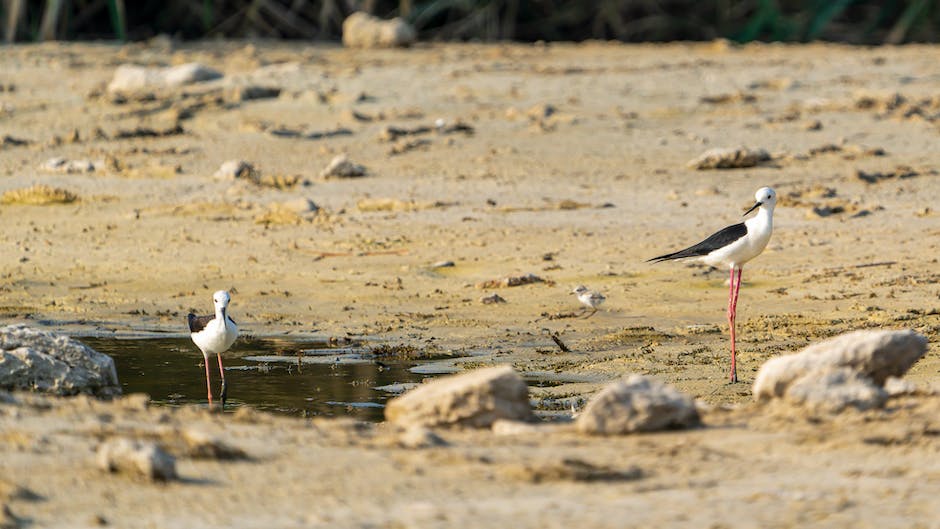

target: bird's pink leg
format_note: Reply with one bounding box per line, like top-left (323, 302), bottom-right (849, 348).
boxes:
top-left (204, 358), bottom-right (214, 404)
top-left (728, 268), bottom-right (743, 383)
top-left (217, 353), bottom-right (227, 407)
top-left (728, 266), bottom-right (737, 382)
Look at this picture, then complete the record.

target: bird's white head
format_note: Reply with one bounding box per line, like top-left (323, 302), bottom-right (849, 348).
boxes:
top-left (744, 187), bottom-right (777, 216)
top-left (572, 285), bottom-right (588, 295)
top-left (213, 290), bottom-right (231, 310)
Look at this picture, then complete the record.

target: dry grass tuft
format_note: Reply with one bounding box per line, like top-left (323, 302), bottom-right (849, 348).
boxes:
top-left (1, 185), bottom-right (78, 205)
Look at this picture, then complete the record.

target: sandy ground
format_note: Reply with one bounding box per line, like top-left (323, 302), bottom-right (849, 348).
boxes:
top-left (1, 40), bottom-right (939, 527)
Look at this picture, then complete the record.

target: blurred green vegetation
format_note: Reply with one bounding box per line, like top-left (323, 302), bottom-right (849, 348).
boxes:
top-left (2, 0), bottom-right (939, 43)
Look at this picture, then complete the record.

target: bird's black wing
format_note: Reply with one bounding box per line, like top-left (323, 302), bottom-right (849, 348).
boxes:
top-left (187, 313), bottom-right (214, 333)
top-left (648, 222), bottom-right (747, 262)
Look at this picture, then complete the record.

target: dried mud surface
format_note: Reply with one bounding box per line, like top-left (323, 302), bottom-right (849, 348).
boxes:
top-left (1, 41), bottom-right (939, 527)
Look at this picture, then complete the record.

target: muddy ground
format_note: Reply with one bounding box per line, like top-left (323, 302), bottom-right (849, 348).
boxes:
top-left (1, 40), bottom-right (939, 527)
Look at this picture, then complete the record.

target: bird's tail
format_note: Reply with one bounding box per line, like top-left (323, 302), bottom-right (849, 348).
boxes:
top-left (647, 249), bottom-right (692, 262)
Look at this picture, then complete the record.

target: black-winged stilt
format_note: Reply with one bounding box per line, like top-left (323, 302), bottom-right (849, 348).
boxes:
top-left (188, 290), bottom-right (238, 407)
top-left (649, 187), bottom-right (777, 383)
top-left (572, 285), bottom-right (606, 318)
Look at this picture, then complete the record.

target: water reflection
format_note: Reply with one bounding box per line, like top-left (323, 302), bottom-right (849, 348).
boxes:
top-left (79, 336), bottom-right (427, 420)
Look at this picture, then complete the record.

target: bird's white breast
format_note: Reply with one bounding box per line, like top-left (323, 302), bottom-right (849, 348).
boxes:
top-left (191, 317), bottom-right (238, 356)
top-left (578, 291), bottom-right (605, 308)
top-left (702, 209), bottom-right (773, 269)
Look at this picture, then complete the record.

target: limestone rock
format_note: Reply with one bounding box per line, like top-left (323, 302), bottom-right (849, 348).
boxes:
top-left (884, 376), bottom-right (919, 397)
top-left (753, 330), bottom-right (927, 402)
top-left (575, 374), bottom-right (700, 435)
top-left (320, 155), bottom-right (366, 178)
top-left (96, 438), bottom-right (177, 481)
top-left (0, 325), bottom-right (120, 397)
top-left (107, 63), bottom-right (222, 93)
top-left (480, 293), bottom-right (507, 304)
top-left (492, 419), bottom-right (563, 436)
top-left (41, 157), bottom-right (99, 173)
top-left (213, 159), bottom-right (257, 181)
top-left (475, 273), bottom-right (543, 289)
top-left (342, 12), bottom-right (416, 49)
top-left (385, 366), bottom-right (534, 428)
top-left (686, 146), bottom-right (771, 169)
top-left (784, 367), bottom-right (888, 412)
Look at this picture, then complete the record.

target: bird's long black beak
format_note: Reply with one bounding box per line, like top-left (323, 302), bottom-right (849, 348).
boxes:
top-left (743, 201), bottom-right (762, 216)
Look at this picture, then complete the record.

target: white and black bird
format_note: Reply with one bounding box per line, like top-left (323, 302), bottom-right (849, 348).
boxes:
top-left (572, 285), bottom-right (606, 317)
top-left (188, 290), bottom-right (238, 408)
top-left (649, 187), bottom-right (777, 383)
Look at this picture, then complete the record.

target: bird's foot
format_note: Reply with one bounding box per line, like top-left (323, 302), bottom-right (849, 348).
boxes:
top-left (219, 379), bottom-right (228, 409)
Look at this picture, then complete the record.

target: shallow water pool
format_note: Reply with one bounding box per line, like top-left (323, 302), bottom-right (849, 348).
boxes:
top-left (78, 336), bottom-right (428, 421)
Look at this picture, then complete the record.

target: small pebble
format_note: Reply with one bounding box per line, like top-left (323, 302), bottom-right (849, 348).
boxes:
top-left (480, 293), bottom-right (506, 304)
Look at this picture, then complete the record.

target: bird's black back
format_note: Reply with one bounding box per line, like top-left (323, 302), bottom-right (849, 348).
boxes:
top-left (187, 313), bottom-right (213, 333)
top-left (187, 313), bottom-right (236, 333)
top-left (648, 222), bottom-right (747, 262)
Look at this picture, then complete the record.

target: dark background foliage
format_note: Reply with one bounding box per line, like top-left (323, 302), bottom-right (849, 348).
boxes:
top-left (2, 0), bottom-right (939, 43)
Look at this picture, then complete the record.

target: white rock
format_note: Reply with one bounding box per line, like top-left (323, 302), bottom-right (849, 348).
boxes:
top-left (784, 367), bottom-right (887, 412)
top-left (96, 438), bottom-right (177, 481)
top-left (686, 146), bottom-right (771, 169)
top-left (491, 419), bottom-right (561, 436)
top-left (385, 366), bottom-right (534, 428)
top-left (163, 63), bottom-right (222, 86)
top-left (0, 324), bottom-right (120, 397)
top-left (41, 157), bottom-right (98, 173)
top-left (319, 155), bottom-right (366, 178)
top-left (753, 330), bottom-right (927, 402)
top-left (884, 376), bottom-right (919, 397)
top-left (342, 12), bottom-right (416, 49)
top-left (107, 63), bottom-right (222, 93)
top-left (575, 374), bottom-right (700, 435)
top-left (213, 160), bottom-right (256, 181)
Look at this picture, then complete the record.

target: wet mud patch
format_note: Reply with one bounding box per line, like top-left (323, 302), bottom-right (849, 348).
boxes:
top-left (779, 185), bottom-right (877, 218)
top-left (738, 314), bottom-right (859, 360)
top-left (578, 326), bottom-right (675, 352)
top-left (369, 343), bottom-right (455, 361)
top-left (500, 457), bottom-right (645, 484)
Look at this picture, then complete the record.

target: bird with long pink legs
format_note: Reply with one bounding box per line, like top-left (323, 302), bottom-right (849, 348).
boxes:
top-left (649, 187), bottom-right (777, 383)
top-left (188, 290), bottom-right (239, 408)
